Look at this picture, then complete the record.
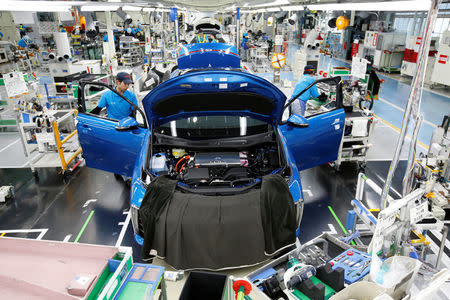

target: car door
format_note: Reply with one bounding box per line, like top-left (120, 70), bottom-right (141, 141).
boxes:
top-left (278, 109), bottom-right (345, 171)
top-left (278, 77), bottom-right (345, 171)
top-left (77, 114), bottom-right (146, 176)
top-left (76, 82), bottom-right (147, 177)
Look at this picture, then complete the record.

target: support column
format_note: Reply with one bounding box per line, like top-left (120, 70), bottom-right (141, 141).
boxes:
top-left (236, 7), bottom-right (240, 54)
top-left (105, 11), bottom-right (116, 61)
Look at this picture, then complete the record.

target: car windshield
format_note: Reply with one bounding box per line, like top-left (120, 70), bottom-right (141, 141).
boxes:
top-left (155, 116), bottom-right (269, 139)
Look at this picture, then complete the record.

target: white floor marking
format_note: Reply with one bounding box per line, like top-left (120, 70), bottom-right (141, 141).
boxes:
top-left (378, 97), bottom-right (437, 128)
top-left (63, 234), bottom-right (72, 242)
top-left (427, 237), bottom-right (450, 269)
top-left (430, 230), bottom-right (450, 251)
top-left (115, 211), bottom-right (131, 248)
top-left (0, 228), bottom-right (49, 240)
top-left (19, 154), bottom-right (40, 168)
top-left (82, 199), bottom-right (97, 208)
top-left (0, 139), bottom-right (20, 153)
top-left (37, 229), bottom-right (48, 240)
top-left (324, 224), bottom-right (338, 235)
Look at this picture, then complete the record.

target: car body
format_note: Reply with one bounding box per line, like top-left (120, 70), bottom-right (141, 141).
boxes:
top-left (76, 45), bottom-right (345, 269)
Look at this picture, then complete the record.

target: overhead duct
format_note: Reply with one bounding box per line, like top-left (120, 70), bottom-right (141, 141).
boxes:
top-left (253, 13), bottom-right (262, 23)
top-left (274, 11), bottom-right (288, 24)
top-left (288, 13), bottom-right (299, 25)
top-left (81, 12), bottom-right (99, 39)
top-left (116, 7), bottom-right (133, 27)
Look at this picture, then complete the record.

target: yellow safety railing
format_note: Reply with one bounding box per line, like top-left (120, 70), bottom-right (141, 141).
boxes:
top-left (52, 110), bottom-right (82, 171)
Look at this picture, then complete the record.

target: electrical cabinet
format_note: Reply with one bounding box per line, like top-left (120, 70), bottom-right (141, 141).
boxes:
top-left (431, 31), bottom-right (450, 87)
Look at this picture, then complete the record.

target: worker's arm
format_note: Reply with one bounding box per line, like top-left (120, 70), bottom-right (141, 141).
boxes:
top-left (90, 92), bottom-right (107, 115)
top-left (310, 84), bottom-right (320, 99)
top-left (90, 106), bottom-right (102, 115)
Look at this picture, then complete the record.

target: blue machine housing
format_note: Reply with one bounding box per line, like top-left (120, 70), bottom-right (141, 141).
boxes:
top-left (177, 43), bottom-right (240, 69)
top-left (76, 45), bottom-right (345, 254)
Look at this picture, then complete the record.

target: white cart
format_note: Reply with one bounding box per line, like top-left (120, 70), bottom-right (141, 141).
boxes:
top-left (334, 109), bottom-right (375, 170)
top-left (18, 109), bottom-right (82, 180)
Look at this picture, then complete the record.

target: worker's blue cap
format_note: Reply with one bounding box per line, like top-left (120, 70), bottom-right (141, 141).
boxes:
top-left (243, 33), bottom-right (248, 37)
top-left (116, 72), bottom-right (132, 84)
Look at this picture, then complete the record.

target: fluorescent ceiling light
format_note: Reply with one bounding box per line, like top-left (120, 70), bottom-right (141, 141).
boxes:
top-left (254, 0), bottom-right (289, 8)
top-left (108, 0), bottom-right (121, 2)
top-left (155, 8), bottom-right (170, 12)
top-left (266, 7), bottom-right (281, 12)
top-left (123, 5), bottom-right (142, 11)
top-left (308, 0), bottom-right (431, 12)
top-left (0, 0), bottom-right (72, 11)
top-left (81, 5), bottom-right (120, 12)
top-left (281, 5), bottom-right (305, 12)
top-left (143, 7), bottom-right (156, 12)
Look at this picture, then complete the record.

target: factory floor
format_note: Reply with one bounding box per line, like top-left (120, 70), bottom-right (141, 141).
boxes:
top-left (1, 158), bottom-right (449, 298)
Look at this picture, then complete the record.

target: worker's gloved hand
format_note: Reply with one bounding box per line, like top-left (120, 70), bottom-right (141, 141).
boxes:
top-left (318, 93), bottom-right (327, 102)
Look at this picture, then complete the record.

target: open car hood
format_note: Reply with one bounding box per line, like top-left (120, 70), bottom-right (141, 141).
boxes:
top-left (177, 43), bottom-right (240, 69)
top-left (142, 70), bottom-right (287, 126)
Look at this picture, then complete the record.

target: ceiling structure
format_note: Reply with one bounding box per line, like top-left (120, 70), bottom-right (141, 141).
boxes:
top-left (0, 0), bottom-right (432, 13)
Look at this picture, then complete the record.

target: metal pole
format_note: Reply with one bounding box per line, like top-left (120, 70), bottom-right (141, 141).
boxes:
top-left (105, 11), bottom-right (116, 61)
top-left (436, 225), bottom-right (449, 269)
top-left (236, 7), bottom-right (240, 54)
top-left (380, 0), bottom-right (441, 208)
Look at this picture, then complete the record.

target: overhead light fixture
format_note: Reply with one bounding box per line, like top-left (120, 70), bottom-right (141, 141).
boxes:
top-left (81, 5), bottom-right (120, 12)
top-left (143, 7), bottom-right (156, 12)
top-left (154, 8), bottom-right (170, 12)
top-left (266, 7), bottom-right (281, 12)
top-left (123, 5), bottom-right (142, 11)
top-left (0, 0), bottom-right (72, 12)
top-left (281, 5), bottom-right (305, 12)
top-left (254, 0), bottom-right (290, 8)
top-left (308, 0), bottom-right (431, 11)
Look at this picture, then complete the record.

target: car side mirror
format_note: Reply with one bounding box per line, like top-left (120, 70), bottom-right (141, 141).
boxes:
top-left (287, 114), bottom-right (309, 128)
top-left (115, 117), bottom-right (139, 131)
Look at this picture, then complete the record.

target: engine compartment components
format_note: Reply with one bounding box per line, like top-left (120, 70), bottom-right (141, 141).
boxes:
top-left (149, 144), bottom-right (282, 189)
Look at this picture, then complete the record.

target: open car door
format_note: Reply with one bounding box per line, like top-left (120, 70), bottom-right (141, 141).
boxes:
top-left (278, 77), bottom-right (345, 171)
top-left (76, 82), bottom-right (147, 177)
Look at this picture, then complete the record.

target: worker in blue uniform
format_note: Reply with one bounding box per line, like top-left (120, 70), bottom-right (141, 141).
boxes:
top-left (291, 65), bottom-right (321, 116)
top-left (18, 24), bottom-right (27, 37)
top-left (103, 33), bottom-right (117, 42)
top-left (241, 32), bottom-right (249, 62)
top-left (59, 25), bottom-right (67, 33)
top-left (90, 72), bottom-right (138, 121)
top-left (17, 35), bottom-right (31, 48)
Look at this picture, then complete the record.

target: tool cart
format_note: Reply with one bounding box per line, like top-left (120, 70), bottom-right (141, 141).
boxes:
top-left (18, 109), bottom-right (83, 180)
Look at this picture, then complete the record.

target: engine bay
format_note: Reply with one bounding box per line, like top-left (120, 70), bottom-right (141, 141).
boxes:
top-left (148, 144), bottom-right (283, 189)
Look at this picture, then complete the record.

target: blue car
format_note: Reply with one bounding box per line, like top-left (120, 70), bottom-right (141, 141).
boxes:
top-left (76, 46), bottom-right (345, 270)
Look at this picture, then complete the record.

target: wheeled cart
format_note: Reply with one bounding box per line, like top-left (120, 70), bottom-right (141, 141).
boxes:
top-left (18, 109), bottom-right (82, 180)
top-left (334, 109), bottom-right (375, 170)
